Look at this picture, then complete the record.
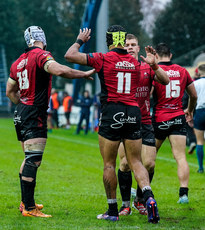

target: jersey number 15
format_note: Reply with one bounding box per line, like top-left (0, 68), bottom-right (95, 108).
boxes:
top-left (165, 80), bottom-right (180, 98)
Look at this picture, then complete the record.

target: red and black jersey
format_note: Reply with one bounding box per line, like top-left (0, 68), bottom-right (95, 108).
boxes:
top-left (152, 61), bottom-right (193, 122)
top-left (137, 62), bottom-right (155, 124)
top-left (10, 47), bottom-right (53, 108)
top-left (87, 48), bottom-right (141, 106)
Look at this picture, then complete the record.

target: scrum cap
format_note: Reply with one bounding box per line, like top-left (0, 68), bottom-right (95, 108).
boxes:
top-left (24, 26), bottom-right (47, 48)
top-left (106, 25), bottom-right (127, 49)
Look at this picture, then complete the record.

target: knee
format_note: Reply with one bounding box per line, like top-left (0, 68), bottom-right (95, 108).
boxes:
top-left (143, 160), bottom-right (155, 173)
top-left (120, 157), bottom-right (130, 172)
top-left (22, 151), bottom-right (43, 181)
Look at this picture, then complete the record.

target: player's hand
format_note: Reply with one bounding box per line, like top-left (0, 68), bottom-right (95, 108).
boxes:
top-left (83, 68), bottom-right (96, 80)
top-left (184, 108), bottom-right (193, 124)
top-left (77, 28), bottom-right (91, 43)
top-left (140, 46), bottom-right (156, 65)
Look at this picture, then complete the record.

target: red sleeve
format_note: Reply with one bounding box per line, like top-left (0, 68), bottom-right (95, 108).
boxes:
top-left (87, 52), bottom-right (103, 72)
top-left (36, 51), bottom-right (55, 69)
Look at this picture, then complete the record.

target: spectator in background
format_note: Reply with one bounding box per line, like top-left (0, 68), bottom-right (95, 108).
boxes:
top-left (76, 90), bottom-right (93, 135)
top-left (47, 96), bottom-right (54, 132)
top-left (192, 63), bottom-right (205, 173)
top-left (93, 93), bottom-right (101, 132)
top-left (50, 88), bottom-right (60, 128)
top-left (63, 91), bottom-right (73, 129)
top-left (182, 90), bottom-right (196, 153)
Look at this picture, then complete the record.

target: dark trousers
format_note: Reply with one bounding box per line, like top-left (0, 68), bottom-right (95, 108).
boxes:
top-left (76, 113), bottom-right (90, 134)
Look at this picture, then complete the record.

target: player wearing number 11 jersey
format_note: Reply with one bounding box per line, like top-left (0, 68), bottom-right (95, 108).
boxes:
top-left (152, 43), bottom-right (197, 204)
top-left (65, 25), bottom-right (169, 223)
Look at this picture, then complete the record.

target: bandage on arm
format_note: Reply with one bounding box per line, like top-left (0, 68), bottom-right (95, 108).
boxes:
top-left (44, 60), bottom-right (56, 72)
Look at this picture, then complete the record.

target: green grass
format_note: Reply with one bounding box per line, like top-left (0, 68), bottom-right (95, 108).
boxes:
top-left (0, 118), bottom-right (204, 229)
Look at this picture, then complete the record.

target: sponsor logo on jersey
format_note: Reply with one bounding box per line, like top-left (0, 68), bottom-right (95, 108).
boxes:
top-left (166, 70), bottom-right (180, 77)
top-left (111, 112), bottom-right (136, 129)
top-left (17, 58), bottom-right (28, 69)
top-left (136, 86), bottom-right (149, 98)
top-left (115, 61), bottom-right (135, 69)
top-left (143, 72), bottom-right (149, 78)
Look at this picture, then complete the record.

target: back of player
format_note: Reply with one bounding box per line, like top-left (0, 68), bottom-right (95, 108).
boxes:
top-left (88, 49), bottom-right (140, 106)
top-left (10, 47), bottom-right (53, 107)
top-left (153, 63), bottom-right (193, 123)
top-left (152, 43), bottom-right (197, 204)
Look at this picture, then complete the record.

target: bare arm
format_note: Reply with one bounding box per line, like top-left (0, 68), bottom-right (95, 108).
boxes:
top-left (64, 28), bottom-right (91, 65)
top-left (45, 60), bottom-right (95, 80)
top-left (184, 82), bottom-right (197, 123)
top-left (6, 78), bottom-right (20, 104)
top-left (140, 46), bottom-right (170, 85)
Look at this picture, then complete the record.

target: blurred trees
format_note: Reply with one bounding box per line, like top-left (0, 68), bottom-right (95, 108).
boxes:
top-left (109, 0), bottom-right (151, 55)
top-left (0, 0), bottom-right (86, 69)
top-left (152, 0), bottom-right (205, 65)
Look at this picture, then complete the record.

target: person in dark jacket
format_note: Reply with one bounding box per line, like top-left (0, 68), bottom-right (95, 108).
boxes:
top-left (76, 90), bottom-right (93, 134)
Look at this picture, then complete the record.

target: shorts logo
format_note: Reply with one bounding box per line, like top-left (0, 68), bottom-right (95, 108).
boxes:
top-left (158, 118), bottom-right (182, 130)
top-left (111, 112), bottom-right (136, 129)
top-left (14, 115), bottom-right (21, 125)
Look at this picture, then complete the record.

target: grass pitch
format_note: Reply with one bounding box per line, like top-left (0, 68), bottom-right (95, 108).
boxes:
top-left (0, 118), bottom-right (204, 229)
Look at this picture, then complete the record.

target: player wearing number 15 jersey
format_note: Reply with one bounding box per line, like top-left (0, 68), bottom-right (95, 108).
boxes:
top-left (152, 43), bottom-right (197, 204)
top-left (65, 25), bottom-right (169, 223)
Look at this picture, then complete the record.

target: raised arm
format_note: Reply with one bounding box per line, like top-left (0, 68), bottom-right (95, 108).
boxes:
top-left (140, 46), bottom-right (170, 85)
top-left (45, 60), bottom-right (95, 80)
top-left (64, 28), bottom-right (91, 65)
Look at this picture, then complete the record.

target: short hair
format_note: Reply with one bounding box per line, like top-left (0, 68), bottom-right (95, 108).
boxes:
top-left (198, 63), bottom-right (205, 75)
top-left (126, 34), bottom-right (138, 42)
top-left (155, 43), bottom-right (171, 57)
top-left (106, 25), bottom-right (127, 49)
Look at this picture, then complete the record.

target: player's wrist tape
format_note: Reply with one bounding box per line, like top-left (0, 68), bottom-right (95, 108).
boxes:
top-left (150, 63), bottom-right (159, 71)
top-left (75, 39), bottom-right (84, 46)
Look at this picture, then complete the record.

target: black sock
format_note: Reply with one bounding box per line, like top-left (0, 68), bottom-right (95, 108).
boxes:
top-left (19, 173), bottom-right (25, 203)
top-left (108, 203), bottom-right (118, 216)
top-left (179, 187), bottom-right (189, 197)
top-left (136, 185), bottom-right (143, 200)
top-left (142, 190), bottom-right (154, 203)
top-left (21, 180), bottom-right (36, 210)
top-left (118, 169), bottom-right (132, 203)
top-left (149, 171), bottom-right (154, 183)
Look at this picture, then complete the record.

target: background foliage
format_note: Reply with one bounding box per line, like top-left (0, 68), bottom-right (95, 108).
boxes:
top-left (1, 0), bottom-right (205, 83)
top-left (152, 0), bottom-right (205, 65)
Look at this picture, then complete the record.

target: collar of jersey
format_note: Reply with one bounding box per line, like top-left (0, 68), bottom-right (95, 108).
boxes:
top-left (158, 61), bottom-right (173, 66)
top-left (110, 48), bottom-right (128, 54)
top-left (25, 46), bottom-right (43, 53)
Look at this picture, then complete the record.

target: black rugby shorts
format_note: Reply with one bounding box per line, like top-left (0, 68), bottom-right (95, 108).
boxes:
top-left (98, 102), bottom-right (141, 141)
top-left (14, 103), bottom-right (48, 142)
top-left (153, 115), bottom-right (187, 140)
top-left (141, 123), bottom-right (155, 146)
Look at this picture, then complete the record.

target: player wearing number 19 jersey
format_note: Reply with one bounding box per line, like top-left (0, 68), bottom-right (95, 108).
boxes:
top-left (152, 43), bottom-right (197, 204)
top-left (6, 26), bottom-right (95, 218)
